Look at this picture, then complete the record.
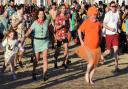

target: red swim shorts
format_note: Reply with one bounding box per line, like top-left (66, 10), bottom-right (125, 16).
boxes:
top-left (106, 34), bottom-right (119, 49)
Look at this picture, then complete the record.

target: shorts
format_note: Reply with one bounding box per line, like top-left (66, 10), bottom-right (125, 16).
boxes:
top-left (70, 30), bottom-right (77, 39)
top-left (106, 34), bottom-right (119, 49)
top-left (57, 38), bottom-right (68, 47)
top-left (0, 33), bottom-right (4, 42)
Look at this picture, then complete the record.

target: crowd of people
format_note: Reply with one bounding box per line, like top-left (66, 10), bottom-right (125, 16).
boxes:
top-left (0, 0), bottom-right (128, 85)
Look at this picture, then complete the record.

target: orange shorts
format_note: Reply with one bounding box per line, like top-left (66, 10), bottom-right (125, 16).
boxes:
top-left (75, 46), bottom-right (101, 66)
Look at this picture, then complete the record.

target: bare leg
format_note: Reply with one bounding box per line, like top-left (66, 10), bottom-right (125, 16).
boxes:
top-left (4, 59), bottom-right (8, 66)
top-left (32, 53), bottom-right (39, 80)
top-left (89, 67), bottom-right (95, 85)
top-left (10, 60), bottom-right (16, 80)
top-left (85, 63), bottom-right (93, 84)
top-left (18, 51), bottom-right (24, 68)
top-left (101, 49), bottom-right (111, 64)
top-left (42, 50), bottom-right (48, 81)
top-left (63, 43), bottom-right (68, 64)
top-left (42, 50), bottom-right (48, 74)
top-left (113, 46), bottom-right (119, 69)
top-left (1, 60), bottom-right (7, 72)
top-left (14, 53), bottom-right (18, 67)
top-left (62, 43), bottom-right (70, 69)
top-left (54, 47), bottom-right (60, 68)
top-left (100, 55), bottom-right (105, 64)
top-left (84, 48), bottom-right (93, 84)
top-left (10, 61), bottom-right (15, 74)
top-left (85, 72), bottom-right (89, 83)
top-left (19, 50), bottom-right (24, 62)
top-left (33, 53), bottom-right (39, 73)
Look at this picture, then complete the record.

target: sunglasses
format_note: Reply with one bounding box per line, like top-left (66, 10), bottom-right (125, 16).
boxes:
top-left (111, 5), bottom-right (116, 8)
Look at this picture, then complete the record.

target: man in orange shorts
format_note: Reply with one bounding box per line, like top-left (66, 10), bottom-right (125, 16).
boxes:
top-left (76, 6), bottom-right (102, 84)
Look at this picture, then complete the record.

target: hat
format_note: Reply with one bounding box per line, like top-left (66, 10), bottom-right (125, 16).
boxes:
top-left (87, 6), bottom-right (99, 16)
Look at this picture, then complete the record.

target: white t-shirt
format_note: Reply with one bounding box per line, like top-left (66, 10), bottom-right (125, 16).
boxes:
top-left (103, 11), bottom-right (119, 35)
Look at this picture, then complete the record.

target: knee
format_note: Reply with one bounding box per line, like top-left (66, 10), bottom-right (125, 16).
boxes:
top-left (19, 51), bottom-right (24, 56)
top-left (113, 49), bottom-right (118, 53)
top-left (64, 49), bottom-right (68, 53)
top-left (88, 62), bottom-right (94, 68)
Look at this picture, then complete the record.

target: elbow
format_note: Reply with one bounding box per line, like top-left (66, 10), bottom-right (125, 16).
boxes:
top-left (103, 23), bottom-right (108, 29)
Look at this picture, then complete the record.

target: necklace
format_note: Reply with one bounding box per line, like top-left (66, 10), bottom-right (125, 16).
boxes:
top-left (37, 19), bottom-right (44, 24)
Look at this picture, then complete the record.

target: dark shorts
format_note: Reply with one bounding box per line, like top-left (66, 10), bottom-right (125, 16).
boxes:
top-left (0, 33), bottom-right (4, 42)
top-left (57, 38), bottom-right (68, 47)
top-left (106, 34), bottom-right (119, 49)
top-left (70, 30), bottom-right (77, 39)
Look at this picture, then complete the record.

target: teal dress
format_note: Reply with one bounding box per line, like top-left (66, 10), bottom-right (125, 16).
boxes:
top-left (0, 15), bottom-right (8, 34)
top-left (31, 20), bottom-right (49, 53)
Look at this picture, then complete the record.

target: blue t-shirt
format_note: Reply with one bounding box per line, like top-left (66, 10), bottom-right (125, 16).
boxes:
top-left (126, 19), bottom-right (128, 33)
top-left (0, 15), bottom-right (8, 34)
top-left (6, 6), bottom-right (15, 18)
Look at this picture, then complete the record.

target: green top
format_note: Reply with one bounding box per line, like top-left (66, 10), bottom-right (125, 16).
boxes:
top-left (71, 11), bottom-right (77, 31)
top-left (31, 19), bottom-right (49, 53)
top-left (31, 19), bottom-right (49, 38)
top-left (0, 15), bottom-right (8, 34)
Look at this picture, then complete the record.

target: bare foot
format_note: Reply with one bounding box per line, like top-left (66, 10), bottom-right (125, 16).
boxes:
top-left (85, 73), bottom-right (89, 83)
top-left (90, 80), bottom-right (95, 85)
top-left (100, 60), bottom-right (105, 65)
top-left (100, 55), bottom-right (105, 64)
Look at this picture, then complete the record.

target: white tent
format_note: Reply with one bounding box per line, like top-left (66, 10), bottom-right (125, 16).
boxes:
top-left (94, 0), bottom-right (128, 5)
top-left (15, 0), bottom-right (25, 5)
top-left (93, 0), bottom-right (104, 4)
top-left (37, 0), bottom-right (47, 7)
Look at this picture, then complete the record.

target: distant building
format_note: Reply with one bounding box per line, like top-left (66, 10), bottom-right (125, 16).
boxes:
top-left (93, 0), bottom-right (128, 5)
top-left (0, 0), bottom-right (128, 6)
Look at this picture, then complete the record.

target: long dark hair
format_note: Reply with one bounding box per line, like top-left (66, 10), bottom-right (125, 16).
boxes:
top-left (58, 4), bottom-right (66, 15)
top-left (36, 7), bottom-right (46, 20)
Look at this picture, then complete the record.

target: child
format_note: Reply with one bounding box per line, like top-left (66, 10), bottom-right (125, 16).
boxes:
top-left (1, 30), bottom-right (19, 80)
